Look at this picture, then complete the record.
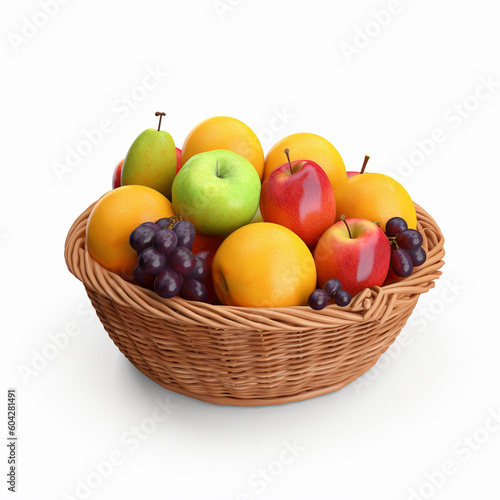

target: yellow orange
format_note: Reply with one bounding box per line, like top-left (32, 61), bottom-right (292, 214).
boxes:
top-left (181, 116), bottom-right (265, 179)
top-left (263, 133), bottom-right (347, 191)
top-left (211, 222), bottom-right (317, 307)
top-left (334, 173), bottom-right (417, 231)
top-left (86, 185), bottom-right (175, 281)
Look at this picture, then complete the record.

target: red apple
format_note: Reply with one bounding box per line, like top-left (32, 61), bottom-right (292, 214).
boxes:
top-left (314, 217), bottom-right (391, 297)
top-left (112, 159), bottom-right (124, 189)
top-left (383, 265), bottom-right (404, 286)
top-left (191, 232), bottom-right (224, 266)
top-left (175, 147), bottom-right (182, 173)
top-left (260, 149), bottom-right (336, 247)
top-left (346, 171), bottom-right (359, 178)
top-left (191, 232), bottom-right (225, 303)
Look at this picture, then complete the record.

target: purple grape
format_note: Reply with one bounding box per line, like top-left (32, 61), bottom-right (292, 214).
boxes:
top-left (156, 217), bottom-right (173, 229)
top-left (334, 289), bottom-right (351, 307)
top-left (396, 229), bottom-right (423, 250)
top-left (180, 279), bottom-right (208, 302)
top-left (129, 222), bottom-right (160, 252)
top-left (166, 246), bottom-right (196, 276)
top-left (184, 256), bottom-right (210, 281)
top-left (323, 279), bottom-right (342, 298)
top-left (153, 229), bottom-right (178, 254)
top-left (154, 267), bottom-right (182, 298)
top-left (132, 265), bottom-right (155, 290)
top-left (308, 289), bottom-right (329, 310)
top-left (138, 247), bottom-right (167, 275)
top-left (173, 220), bottom-right (195, 249)
top-left (385, 217), bottom-right (408, 238)
top-left (391, 248), bottom-right (414, 277)
top-left (405, 246), bottom-right (427, 267)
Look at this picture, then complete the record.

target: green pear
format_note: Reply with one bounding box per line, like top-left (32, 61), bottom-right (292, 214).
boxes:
top-left (121, 112), bottom-right (177, 200)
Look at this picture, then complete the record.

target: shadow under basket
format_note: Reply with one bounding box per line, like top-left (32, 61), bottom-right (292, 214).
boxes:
top-left (65, 202), bottom-right (445, 406)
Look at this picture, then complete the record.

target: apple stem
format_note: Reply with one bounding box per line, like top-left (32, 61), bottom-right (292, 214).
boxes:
top-left (216, 160), bottom-right (220, 178)
top-left (340, 215), bottom-right (352, 239)
top-left (155, 111), bottom-right (166, 131)
top-left (360, 154), bottom-right (370, 174)
top-left (284, 148), bottom-right (293, 175)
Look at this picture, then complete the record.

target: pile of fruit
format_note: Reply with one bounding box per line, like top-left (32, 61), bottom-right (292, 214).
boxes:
top-left (85, 112), bottom-right (426, 309)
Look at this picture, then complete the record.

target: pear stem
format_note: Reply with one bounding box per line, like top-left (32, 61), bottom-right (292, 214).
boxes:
top-left (340, 215), bottom-right (352, 239)
top-left (155, 111), bottom-right (166, 131)
top-left (360, 154), bottom-right (370, 174)
top-left (284, 148), bottom-right (293, 175)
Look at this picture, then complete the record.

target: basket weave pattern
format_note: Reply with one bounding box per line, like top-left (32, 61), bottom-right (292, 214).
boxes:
top-left (65, 203), bottom-right (444, 406)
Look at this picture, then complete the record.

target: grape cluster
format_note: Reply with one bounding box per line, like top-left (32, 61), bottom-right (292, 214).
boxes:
top-left (129, 217), bottom-right (209, 302)
top-left (308, 279), bottom-right (351, 310)
top-left (386, 217), bottom-right (427, 277)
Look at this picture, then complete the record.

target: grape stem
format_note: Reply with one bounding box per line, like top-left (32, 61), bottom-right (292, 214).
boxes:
top-left (155, 111), bottom-right (166, 131)
top-left (167, 214), bottom-right (183, 230)
top-left (284, 148), bottom-right (293, 175)
top-left (340, 215), bottom-right (352, 239)
top-left (388, 236), bottom-right (399, 249)
top-left (360, 155), bottom-right (370, 174)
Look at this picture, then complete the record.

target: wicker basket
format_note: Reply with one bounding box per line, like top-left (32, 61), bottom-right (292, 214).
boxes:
top-left (65, 202), bottom-right (444, 406)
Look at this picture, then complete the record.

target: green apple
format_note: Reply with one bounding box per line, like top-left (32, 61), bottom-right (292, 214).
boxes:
top-left (121, 112), bottom-right (177, 200)
top-left (171, 150), bottom-right (261, 236)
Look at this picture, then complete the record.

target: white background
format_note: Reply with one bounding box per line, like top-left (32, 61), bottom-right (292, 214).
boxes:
top-left (1, 0), bottom-right (499, 499)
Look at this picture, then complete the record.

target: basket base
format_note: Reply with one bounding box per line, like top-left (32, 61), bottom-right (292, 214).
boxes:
top-left (130, 355), bottom-right (382, 406)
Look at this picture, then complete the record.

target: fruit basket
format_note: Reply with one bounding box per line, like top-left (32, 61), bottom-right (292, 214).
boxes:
top-left (65, 202), bottom-right (444, 406)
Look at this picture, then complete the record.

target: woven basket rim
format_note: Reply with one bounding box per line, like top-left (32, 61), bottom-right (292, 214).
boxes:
top-left (65, 201), bottom-right (445, 330)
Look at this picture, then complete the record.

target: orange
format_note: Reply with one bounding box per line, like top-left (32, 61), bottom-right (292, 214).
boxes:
top-left (86, 185), bottom-right (175, 281)
top-left (211, 222), bottom-right (317, 307)
top-left (334, 173), bottom-right (417, 231)
top-left (263, 133), bottom-right (347, 191)
top-left (180, 116), bottom-right (265, 179)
